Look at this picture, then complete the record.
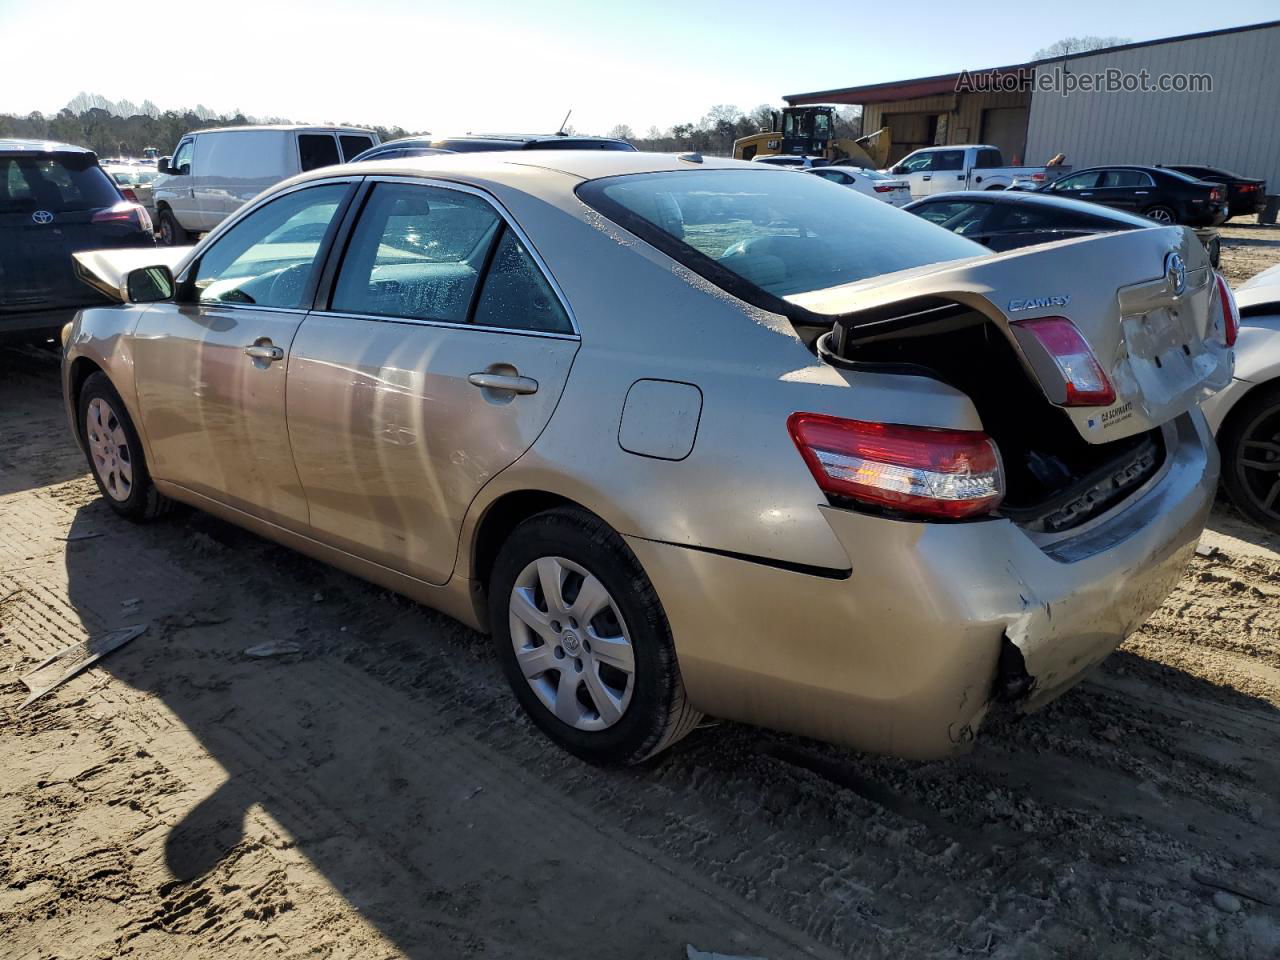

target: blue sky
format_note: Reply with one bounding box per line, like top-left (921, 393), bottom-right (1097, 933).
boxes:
top-left (0, 0), bottom-right (1275, 134)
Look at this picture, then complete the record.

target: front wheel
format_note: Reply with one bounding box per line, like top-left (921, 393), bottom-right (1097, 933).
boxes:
top-left (78, 372), bottom-right (171, 522)
top-left (1143, 204), bottom-right (1177, 225)
top-left (488, 507), bottom-right (701, 764)
top-left (157, 207), bottom-right (191, 246)
top-left (1219, 384), bottom-right (1280, 534)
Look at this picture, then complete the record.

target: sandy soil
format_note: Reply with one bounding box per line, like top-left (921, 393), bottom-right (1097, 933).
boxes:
top-left (3, 225), bottom-right (1280, 960)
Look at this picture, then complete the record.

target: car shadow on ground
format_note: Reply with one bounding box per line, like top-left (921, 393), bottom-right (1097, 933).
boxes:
top-left (53, 488), bottom-right (1280, 958)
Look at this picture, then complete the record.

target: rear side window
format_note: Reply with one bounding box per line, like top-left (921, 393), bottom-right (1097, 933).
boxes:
top-left (1098, 170), bottom-right (1153, 188)
top-left (193, 183), bottom-right (348, 308)
top-left (339, 135), bottom-right (374, 161)
top-left (931, 150), bottom-right (965, 172)
top-left (331, 183), bottom-right (501, 323)
top-left (0, 154), bottom-right (120, 212)
top-left (472, 229), bottom-right (572, 333)
top-left (976, 149), bottom-right (1002, 168)
top-left (298, 134), bottom-right (340, 172)
top-left (578, 169), bottom-right (982, 301)
top-left (913, 200), bottom-right (990, 234)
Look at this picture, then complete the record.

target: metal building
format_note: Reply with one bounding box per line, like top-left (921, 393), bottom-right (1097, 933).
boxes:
top-left (785, 20), bottom-right (1280, 186)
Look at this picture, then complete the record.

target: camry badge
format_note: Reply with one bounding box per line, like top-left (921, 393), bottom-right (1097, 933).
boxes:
top-left (1165, 252), bottom-right (1187, 296)
top-left (1009, 295), bottom-right (1070, 312)
top-left (31, 209), bottom-right (54, 224)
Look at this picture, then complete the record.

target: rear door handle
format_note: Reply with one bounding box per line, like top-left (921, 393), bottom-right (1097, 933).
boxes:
top-left (1080, 192), bottom-right (1093, 197)
top-left (245, 342), bottom-right (284, 362)
top-left (921, 175), bottom-right (931, 181)
top-left (468, 372), bottom-right (538, 395)
top-left (1135, 191), bottom-right (1149, 195)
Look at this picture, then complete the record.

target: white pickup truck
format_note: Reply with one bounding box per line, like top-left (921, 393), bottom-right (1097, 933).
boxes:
top-left (888, 144), bottom-right (1069, 199)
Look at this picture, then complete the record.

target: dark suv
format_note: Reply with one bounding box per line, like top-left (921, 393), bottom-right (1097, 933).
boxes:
top-left (1036, 164), bottom-right (1228, 227)
top-left (352, 133), bottom-right (636, 162)
top-left (1, 140), bottom-right (153, 339)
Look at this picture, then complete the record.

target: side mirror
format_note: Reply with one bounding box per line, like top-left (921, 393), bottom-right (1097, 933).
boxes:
top-left (157, 156), bottom-right (173, 175)
top-left (891, 165), bottom-right (908, 175)
top-left (126, 265), bottom-right (175, 303)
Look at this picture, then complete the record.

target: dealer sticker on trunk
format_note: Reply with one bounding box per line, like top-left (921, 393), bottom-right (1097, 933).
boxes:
top-left (1088, 401), bottom-right (1134, 431)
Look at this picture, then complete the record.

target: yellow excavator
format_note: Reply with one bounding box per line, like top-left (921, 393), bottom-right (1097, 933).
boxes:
top-left (733, 105), bottom-right (891, 169)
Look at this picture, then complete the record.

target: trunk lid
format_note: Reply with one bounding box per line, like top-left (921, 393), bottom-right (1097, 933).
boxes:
top-left (788, 226), bottom-right (1232, 443)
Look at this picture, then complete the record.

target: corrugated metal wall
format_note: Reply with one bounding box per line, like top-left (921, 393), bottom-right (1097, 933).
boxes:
top-left (1026, 25), bottom-right (1280, 185)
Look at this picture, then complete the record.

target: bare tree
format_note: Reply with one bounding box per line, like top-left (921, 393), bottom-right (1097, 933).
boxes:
top-left (1034, 36), bottom-right (1130, 59)
top-left (607, 123), bottom-right (635, 141)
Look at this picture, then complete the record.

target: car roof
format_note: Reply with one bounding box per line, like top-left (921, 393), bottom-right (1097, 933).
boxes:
top-left (190, 124), bottom-right (375, 135)
top-left (290, 150), bottom-right (765, 190)
top-left (914, 189), bottom-right (1158, 226)
top-left (0, 138), bottom-right (95, 155)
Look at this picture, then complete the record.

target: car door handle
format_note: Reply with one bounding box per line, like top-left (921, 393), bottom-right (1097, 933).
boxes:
top-left (468, 372), bottom-right (538, 395)
top-left (921, 175), bottom-right (931, 181)
top-left (1080, 192), bottom-right (1093, 197)
top-left (1135, 191), bottom-right (1149, 195)
top-left (245, 342), bottom-right (284, 362)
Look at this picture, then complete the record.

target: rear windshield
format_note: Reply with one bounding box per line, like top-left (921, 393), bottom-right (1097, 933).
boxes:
top-left (577, 169), bottom-right (983, 302)
top-left (0, 153), bottom-right (120, 213)
top-left (525, 139), bottom-right (635, 151)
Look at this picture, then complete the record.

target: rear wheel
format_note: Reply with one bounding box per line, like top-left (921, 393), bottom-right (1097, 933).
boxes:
top-left (78, 372), bottom-right (171, 522)
top-left (1143, 204), bottom-right (1176, 225)
top-left (488, 507), bottom-right (700, 764)
top-left (157, 207), bottom-right (190, 246)
top-left (1220, 383), bottom-right (1280, 534)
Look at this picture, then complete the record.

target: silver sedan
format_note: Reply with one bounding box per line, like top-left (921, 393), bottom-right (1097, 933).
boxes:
top-left (63, 152), bottom-right (1232, 763)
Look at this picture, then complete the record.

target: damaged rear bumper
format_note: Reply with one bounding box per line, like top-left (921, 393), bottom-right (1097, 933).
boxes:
top-left (627, 412), bottom-right (1216, 760)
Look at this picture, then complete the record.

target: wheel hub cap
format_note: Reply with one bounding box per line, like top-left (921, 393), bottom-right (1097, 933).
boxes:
top-left (85, 397), bottom-right (133, 502)
top-left (508, 556), bottom-right (636, 732)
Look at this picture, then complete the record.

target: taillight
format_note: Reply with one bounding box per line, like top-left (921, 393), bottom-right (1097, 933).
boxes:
top-left (1213, 272), bottom-right (1239, 347)
top-left (1209, 187), bottom-right (1223, 201)
top-left (120, 187), bottom-right (138, 202)
top-left (1031, 172), bottom-right (1046, 182)
top-left (787, 413), bottom-right (1004, 519)
top-left (1012, 316), bottom-right (1117, 406)
top-left (873, 184), bottom-right (894, 193)
top-left (91, 201), bottom-right (152, 233)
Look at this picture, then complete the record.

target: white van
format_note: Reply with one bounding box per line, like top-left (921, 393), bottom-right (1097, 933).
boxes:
top-left (153, 125), bottom-right (379, 244)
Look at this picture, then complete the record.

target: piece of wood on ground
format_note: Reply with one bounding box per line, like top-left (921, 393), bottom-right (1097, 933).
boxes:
top-left (19, 624), bottom-right (147, 707)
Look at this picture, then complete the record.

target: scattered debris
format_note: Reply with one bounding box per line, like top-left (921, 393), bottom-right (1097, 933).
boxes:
top-left (687, 947), bottom-right (768, 960)
top-left (1213, 891), bottom-right (1243, 914)
top-left (1, 587), bottom-right (23, 605)
top-left (1194, 541), bottom-right (1218, 558)
top-left (1193, 868), bottom-right (1277, 905)
top-left (56, 531), bottom-right (103, 542)
top-left (19, 625), bottom-right (147, 707)
top-left (122, 597), bottom-right (141, 609)
top-left (243, 640), bottom-right (303, 659)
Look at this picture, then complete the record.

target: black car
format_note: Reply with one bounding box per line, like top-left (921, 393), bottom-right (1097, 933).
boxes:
top-left (353, 133), bottom-right (636, 162)
top-left (1034, 164), bottom-right (1227, 227)
top-left (1162, 164), bottom-right (1267, 219)
top-left (1, 140), bottom-right (154, 339)
top-left (905, 190), bottom-right (1221, 266)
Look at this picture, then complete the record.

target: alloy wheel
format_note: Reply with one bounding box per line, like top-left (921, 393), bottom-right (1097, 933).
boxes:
top-left (85, 397), bottom-right (133, 502)
top-left (1146, 207), bottom-right (1175, 225)
top-left (508, 556), bottom-right (636, 731)
top-left (1237, 403), bottom-right (1280, 523)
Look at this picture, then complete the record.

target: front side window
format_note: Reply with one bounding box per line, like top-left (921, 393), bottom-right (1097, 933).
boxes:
top-left (331, 183), bottom-right (501, 323)
top-left (193, 183), bottom-right (348, 308)
top-left (931, 150), bottom-right (965, 172)
top-left (1051, 171), bottom-right (1100, 191)
top-left (813, 113), bottom-right (831, 138)
top-left (298, 134), bottom-right (340, 172)
top-left (578, 169), bottom-right (983, 302)
top-left (899, 151), bottom-right (934, 173)
top-left (171, 139), bottom-right (194, 176)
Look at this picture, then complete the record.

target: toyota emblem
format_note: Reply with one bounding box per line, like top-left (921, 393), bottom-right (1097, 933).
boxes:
top-left (1165, 252), bottom-right (1187, 296)
top-left (31, 209), bottom-right (54, 224)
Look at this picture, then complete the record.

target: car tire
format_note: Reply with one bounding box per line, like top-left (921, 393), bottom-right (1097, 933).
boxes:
top-left (1143, 205), bottom-right (1177, 225)
top-left (1219, 382), bottom-right (1280, 534)
top-left (78, 372), bottom-right (171, 522)
top-left (488, 506), bottom-right (701, 765)
top-left (157, 207), bottom-right (190, 246)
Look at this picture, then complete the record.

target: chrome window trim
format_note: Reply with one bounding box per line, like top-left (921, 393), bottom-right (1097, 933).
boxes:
top-left (329, 174), bottom-right (580, 338)
top-left (313, 308), bottom-right (579, 342)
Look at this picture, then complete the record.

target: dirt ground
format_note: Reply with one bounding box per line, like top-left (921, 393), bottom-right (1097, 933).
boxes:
top-left (3, 221), bottom-right (1280, 960)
